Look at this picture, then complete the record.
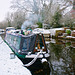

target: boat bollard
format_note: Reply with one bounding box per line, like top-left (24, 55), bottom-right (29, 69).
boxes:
top-left (10, 52), bottom-right (15, 59)
top-left (41, 58), bottom-right (47, 63)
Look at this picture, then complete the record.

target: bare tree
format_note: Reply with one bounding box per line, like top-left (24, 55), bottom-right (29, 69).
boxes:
top-left (11, 0), bottom-right (50, 21)
top-left (0, 20), bottom-right (9, 29)
top-left (4, 11), bottom-right (26, 29)
top-left (11, 0), bottom-right (73, 28)
top-left (5, 12), bottom-right (13, 27)
top-left (11, 0), bottom-right (49, 14)
top-left (11, 11), bottom-right (26, 29)
top-left (41, 0), bottom-right (72, 23)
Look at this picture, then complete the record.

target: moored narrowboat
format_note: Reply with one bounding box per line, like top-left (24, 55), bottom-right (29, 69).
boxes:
top-left (5, 30), bottom-right (50, 67)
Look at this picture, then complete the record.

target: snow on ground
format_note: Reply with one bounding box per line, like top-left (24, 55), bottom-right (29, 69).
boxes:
top-left (50, 28), bottom-right (64, 36)
top-left (32, 28), bottom-right (65, 36)
top-left (0, 36), bottom-right (31, 75)
top-left (32, 28), bottom-right (50, 34)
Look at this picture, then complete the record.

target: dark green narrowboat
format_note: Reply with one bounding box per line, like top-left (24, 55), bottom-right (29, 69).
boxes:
top-left (5, 31), bottom-right (50, 67)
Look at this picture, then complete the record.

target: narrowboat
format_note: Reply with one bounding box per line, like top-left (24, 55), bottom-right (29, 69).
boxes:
top-left (4, 30), bottom-right (50, 67)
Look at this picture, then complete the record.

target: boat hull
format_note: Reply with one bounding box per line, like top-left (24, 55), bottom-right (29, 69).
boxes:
top-left (5, 40), bottom-right (50, 65)
top-left (19, 56), bottom-right (50, 67)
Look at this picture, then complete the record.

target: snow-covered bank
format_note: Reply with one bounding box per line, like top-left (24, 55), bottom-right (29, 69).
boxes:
top-left (0, 36), bottom-right (31, 75)
top-left (50, 28), bottom-right (64, 36)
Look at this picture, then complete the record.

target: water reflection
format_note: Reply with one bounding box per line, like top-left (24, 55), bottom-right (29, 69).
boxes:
top-left (26, 61), bottom-right (51, 75)
top-left (48, 38), bottom-right (75, 75)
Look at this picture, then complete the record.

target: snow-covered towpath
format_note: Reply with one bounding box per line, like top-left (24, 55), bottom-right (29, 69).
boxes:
top-left (0, 36), bottom-right (31, 75)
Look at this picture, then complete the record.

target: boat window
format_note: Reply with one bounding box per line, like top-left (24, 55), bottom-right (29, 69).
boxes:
top-left (6, 34), bottom-right (11, 43)
top-left (22, 38), bottom-right (31, 51)
top-left (29, 35), bottom-right (36, 51)
top-left (11, 35), bottom-right (14, 44)
top-left (13, 36), bottom-right (21, 50)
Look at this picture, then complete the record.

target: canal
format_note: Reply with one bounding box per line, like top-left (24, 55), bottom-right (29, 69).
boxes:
top-left (1, 34), bottom-right (75, 75)
top-left (48, 38), bottom-right (75, 75)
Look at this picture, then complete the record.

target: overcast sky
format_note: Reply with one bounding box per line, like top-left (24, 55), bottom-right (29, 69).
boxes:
top-left (0, 0), bottom-right (12, 22)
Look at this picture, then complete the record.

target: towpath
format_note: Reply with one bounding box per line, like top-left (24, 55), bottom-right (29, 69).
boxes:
top-left (0, 36), bottom-right (31, 75)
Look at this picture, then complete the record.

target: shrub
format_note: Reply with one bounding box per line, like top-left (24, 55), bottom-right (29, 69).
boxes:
top-left (66, 29), bottom-right (71, 35)
top-left (36, 22), bottom-right (42, 28)
top-left (66, 42), bottom-right (71, 47)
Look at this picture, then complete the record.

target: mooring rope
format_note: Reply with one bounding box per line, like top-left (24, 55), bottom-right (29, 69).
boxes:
top-left (23, 50), bottom-right (42, 67)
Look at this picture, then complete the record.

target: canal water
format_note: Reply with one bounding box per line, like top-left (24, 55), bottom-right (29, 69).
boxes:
top-left (1, 34), bottom-right (75, 75)
top-left (48, 38), bottom-right (75, 75)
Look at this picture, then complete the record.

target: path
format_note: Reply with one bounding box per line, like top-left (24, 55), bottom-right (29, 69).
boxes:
top-left (0, 36), bottom-right (31, 75)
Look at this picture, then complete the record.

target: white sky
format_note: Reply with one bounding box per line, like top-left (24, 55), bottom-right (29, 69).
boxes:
top-left (0, 0), bottom-right (12, 22)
